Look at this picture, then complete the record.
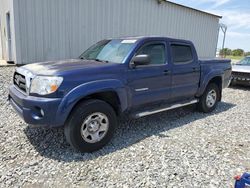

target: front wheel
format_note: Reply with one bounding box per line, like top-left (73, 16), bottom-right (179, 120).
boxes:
top-left (64, 99), bottom-right (117, 152)
top-left (197, 83), bottom-right (220, 113)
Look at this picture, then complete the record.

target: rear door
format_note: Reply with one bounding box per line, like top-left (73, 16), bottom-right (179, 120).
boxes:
top-left (170, 42), bottom-right (200, 102)
top-left (127, 40), bottom-right (172, 108)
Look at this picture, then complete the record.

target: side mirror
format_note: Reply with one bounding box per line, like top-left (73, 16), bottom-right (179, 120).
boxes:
top-left (132, 54), bottom-right (150, 67)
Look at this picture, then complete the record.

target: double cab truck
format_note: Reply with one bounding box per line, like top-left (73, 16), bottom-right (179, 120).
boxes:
top-left (9, 36), bottom-right (231, 152)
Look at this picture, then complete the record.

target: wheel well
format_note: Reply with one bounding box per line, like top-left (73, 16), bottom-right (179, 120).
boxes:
top-left (208, 76), bottom-right (222, 100)
top-left (74, 91), bottom-right (121, 115)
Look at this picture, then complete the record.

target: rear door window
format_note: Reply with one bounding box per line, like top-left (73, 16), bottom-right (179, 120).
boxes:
top-left (171, 44), bottom-right (193, 64)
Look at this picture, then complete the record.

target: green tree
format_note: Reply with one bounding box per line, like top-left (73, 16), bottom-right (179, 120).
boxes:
top-left (219, 48), bottom-right (232, 56)
top-left (232, 49), bottom-right (244, 56)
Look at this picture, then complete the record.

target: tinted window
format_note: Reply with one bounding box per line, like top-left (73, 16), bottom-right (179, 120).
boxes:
top-left (136, 43), bottom-right (166, 65)
top-left (79, 39), bottom-right (136, 64)
top-left (171, 44), bottom-right (193, 63)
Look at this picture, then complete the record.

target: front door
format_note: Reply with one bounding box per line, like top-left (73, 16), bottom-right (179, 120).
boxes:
top-left (127, 41), bottom-right (172, 109)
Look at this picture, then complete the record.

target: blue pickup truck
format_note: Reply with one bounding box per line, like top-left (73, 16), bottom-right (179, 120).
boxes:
top-left (9, 36), bottom-right (231, 152)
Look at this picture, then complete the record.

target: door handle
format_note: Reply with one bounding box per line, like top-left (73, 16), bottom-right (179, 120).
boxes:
top-left (163, 70), bottom-right (170, 75)
top-left (192, 67), bottom-right (198, 72)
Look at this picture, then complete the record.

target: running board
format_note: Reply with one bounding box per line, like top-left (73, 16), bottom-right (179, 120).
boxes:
top-left (133, 99), bottom-right (198, 118)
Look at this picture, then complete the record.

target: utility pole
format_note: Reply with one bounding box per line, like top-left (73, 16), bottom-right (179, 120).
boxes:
top-left (220, 23), bottom-right (227, 58)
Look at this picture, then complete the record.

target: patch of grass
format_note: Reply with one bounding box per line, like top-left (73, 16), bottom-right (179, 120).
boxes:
top-left (225, 55), bottom-right (244, 60)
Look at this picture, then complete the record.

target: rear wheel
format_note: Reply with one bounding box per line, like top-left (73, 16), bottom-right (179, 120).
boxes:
top-left (198, 83), bottom-right (220, 113)
top-left (64, 99), bottom-right (117, 152)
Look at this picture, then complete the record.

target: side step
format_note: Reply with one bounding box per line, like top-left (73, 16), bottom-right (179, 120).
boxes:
top-left (132, 99), bottom-right (198, 118)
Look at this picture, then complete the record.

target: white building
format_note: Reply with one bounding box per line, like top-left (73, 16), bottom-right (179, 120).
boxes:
top-left (0, 0), bottom-right (222, 64)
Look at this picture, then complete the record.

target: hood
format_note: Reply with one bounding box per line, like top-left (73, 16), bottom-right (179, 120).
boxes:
top-left (19, 59), bottom-right (119, 75)
top-left (232, 64), bottom-right (250, 73)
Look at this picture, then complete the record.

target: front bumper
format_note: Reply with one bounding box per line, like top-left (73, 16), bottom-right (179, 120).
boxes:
top-left (231, 76), bottom-right (250, 86)
top-left (8, 85), bottom-right (63, 127)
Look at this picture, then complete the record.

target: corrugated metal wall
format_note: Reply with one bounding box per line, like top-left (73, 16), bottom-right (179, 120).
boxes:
top-left (14, 0), bottom-right (220, 64)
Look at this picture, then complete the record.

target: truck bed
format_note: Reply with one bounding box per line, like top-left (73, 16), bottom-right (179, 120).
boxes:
top-left (199, 58), bottom-right (231, 65)
top-left (199, 58), bottom-right (232, 91)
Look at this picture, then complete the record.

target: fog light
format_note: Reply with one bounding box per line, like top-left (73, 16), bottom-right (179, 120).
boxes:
top-left (32, 107), bottom-right (45, 120)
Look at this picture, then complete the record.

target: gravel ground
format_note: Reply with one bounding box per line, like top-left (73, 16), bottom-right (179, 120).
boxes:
top-left (0, 67), bottom-right (250, 188)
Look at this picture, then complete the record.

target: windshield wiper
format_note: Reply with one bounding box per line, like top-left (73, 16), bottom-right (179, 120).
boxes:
top-left (95, 59), bottom-right (109, 63)
top-left (79, 57), bottom-right (109, 63)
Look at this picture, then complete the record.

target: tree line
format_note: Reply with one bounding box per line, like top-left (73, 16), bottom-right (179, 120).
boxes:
top-left (220, 48), bottom-right (250, 57)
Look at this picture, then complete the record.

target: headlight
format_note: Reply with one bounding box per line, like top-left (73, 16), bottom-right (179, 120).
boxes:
top-left (30, 76), bottom-right (63, 95)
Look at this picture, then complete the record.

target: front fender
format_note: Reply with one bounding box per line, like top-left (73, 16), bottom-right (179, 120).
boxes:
top-left (197, 70), bottom-right (223, 97)
top-left (55, 79), bottom-right (128, 125)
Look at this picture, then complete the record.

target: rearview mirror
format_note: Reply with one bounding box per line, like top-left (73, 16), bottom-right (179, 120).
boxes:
top-left (132, 54), bottom-right (150, 66)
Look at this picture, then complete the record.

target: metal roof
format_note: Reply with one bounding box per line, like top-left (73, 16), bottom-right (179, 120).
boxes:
top-left (163, 0), bottom-right (222, 18)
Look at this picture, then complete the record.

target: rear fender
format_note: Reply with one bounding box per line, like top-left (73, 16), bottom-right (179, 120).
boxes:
top-left (197, 71), bottom-right (223, 97)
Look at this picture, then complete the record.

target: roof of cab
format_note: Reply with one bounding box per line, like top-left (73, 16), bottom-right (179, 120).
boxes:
top-left (109, 36), bottom-right (193, 44)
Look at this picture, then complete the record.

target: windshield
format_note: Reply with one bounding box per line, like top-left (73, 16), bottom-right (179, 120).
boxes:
top-left (79, 39), bottom-right (136, 64)
top-left (237, 57), bottom-right (250, 65)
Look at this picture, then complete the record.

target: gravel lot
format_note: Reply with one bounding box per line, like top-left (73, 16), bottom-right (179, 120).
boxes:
top-left (0, 66), bottom-right (250, 187)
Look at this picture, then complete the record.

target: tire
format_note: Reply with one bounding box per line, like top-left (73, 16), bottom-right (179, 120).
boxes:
top-left (197, 83), bottom-right (220, 113)
top-left (64, 99), bottom-right (117, 152)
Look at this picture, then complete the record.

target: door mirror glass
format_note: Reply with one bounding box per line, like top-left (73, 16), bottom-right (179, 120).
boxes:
top-left (132, 54), bottom-right (150, 66)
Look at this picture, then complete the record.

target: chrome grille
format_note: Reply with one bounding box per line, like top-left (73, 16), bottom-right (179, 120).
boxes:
top-left (13, 72), bottom-right (27, 93)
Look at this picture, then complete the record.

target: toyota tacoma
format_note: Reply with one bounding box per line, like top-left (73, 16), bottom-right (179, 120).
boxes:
top-left (9, 36), bottom-right (232, 152)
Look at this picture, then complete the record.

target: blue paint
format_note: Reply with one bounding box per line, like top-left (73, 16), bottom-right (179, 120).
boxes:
top-left (235, 173), bottom-right (250, 188)
top-left (8, 36), bottom-right (232, 127)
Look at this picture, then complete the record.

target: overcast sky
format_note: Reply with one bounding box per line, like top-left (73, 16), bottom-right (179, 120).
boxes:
top-left (169, 0), bottom-right (250, 52)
